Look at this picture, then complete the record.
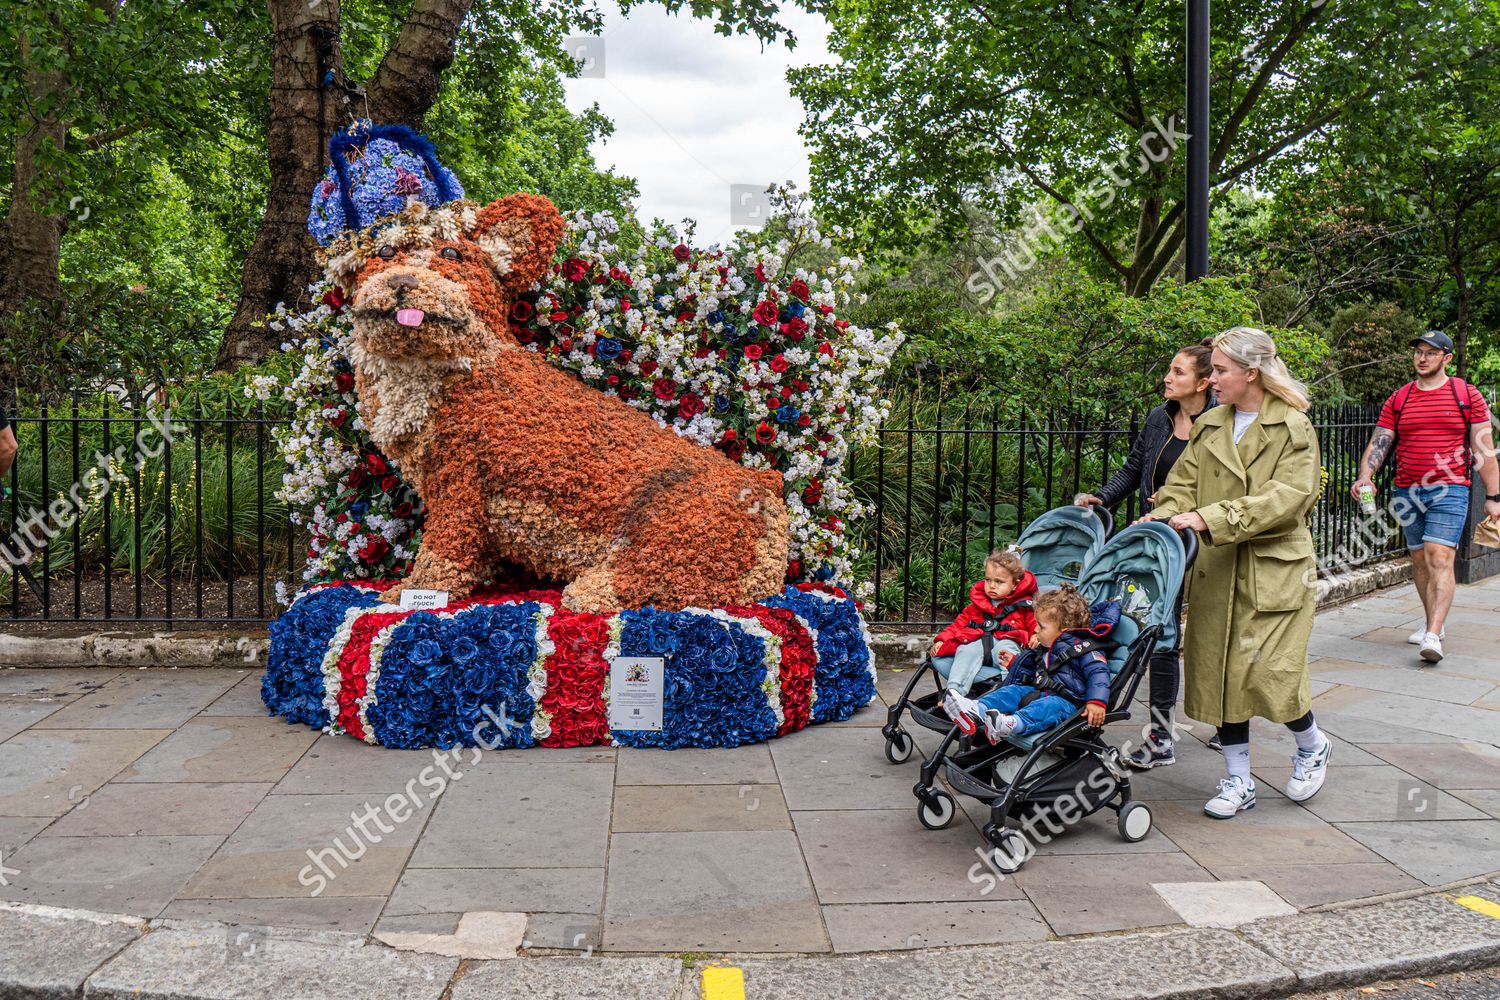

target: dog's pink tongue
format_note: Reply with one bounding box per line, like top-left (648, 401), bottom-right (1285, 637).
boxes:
top-left (395, 308), bottom-right (426, 328)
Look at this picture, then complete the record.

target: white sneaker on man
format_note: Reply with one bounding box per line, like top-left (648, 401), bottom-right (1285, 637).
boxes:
top-left (1203, 776), bottom-right (1256, 819)
top-left (1419, 632), bottom-right (1445, 664)
top-left (1284, 740), bottom-right (1332, 802)
top-left (1407, 627), bottom-right (1445, 645)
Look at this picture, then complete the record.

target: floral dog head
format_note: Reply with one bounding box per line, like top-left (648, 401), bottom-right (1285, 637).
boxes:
top-left (326, 193), bottom-right (566, 361)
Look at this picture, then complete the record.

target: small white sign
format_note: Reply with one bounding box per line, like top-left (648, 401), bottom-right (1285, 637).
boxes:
top-left (609, 656), bottom-right (665, 732)
top-left (399, 589), bottom-right (449, 611)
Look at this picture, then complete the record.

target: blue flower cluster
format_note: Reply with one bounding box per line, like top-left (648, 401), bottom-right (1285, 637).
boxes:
top-left (262, 586), bottom-right (383, 728)
top-left (367, 602), bottom-right (542, 750)
top-left (612, 608), bottom-right (778, 750)
top-left (764, 586), bottom-right (875, 723)
top-left (307, 127), bottom-right (464, 245)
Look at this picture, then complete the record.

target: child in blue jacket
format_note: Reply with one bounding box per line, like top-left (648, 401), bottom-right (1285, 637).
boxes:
top-left (944, 585), bottom-right (1116, 743)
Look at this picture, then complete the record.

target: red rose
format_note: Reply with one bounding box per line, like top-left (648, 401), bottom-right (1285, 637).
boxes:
top-left (677, 393), bottom-right (705, 419)
top-left (726, 440), bottom-right (745, 461)
top-left (755, 421), bottom-right (777, 445)
top-left (347, 466), bottom-right (366, 488)
top-left (797, 414), bottom-right (812, 427)
top-left (334, 371), bottom-right (355, 394)
top-left (753, 300), bottom-right (779, 326)
top-left (755, 263), bottom-right (767, 282)
top-left (549, 310), bottom-right (569, 323)
top-left (394, 502), bottom-right (414, 518)
top-left (834, 319), bottom-right (850, 330)
top-left (364, 453), bottom-right (388, 476)
top-left (672, 243), bottom-right (691, 261)
top-left (511, 300), bottom-right (534, 322)
top-left (743, 344), bottom-right (764, 361)
top-left (381, 475), bottom-right (399, 494)
top-left (788, 279), bottom-right (810, 300)
top-left (514, 327), bottom-right (537, 344)
top-left (818, 342), bottom-right (834, 357)
top-left (780, 386), bottom-right (793, 398)
top-left (721, 428), bottom-right (738, 443)
top-left (769, 354), bottom-right (790, 373)
top-left (802, 481), bottom-right (823, 506)
top-left (327, 409), bottom-right (349, 429)
top-left (620, 387), bottom-right (637, 401)
top-left (639, 360), bottom-right (658, 375)
top-left (357, 536), bottom-right (391, 562)
top-left (562, 258), bottom-right (588, 281)
top-left (786, 559), bottom-right (803, 579)
top-left (653, 377), bottom-right (678, 401)
top-left (322, 286), bottom-right (346, 311)
top-left (786, 317), bottom-right (808, 340)
top-left (694, 347), bottom-right (711, 359)
top-left (606, 374), bottom-right (620, 386)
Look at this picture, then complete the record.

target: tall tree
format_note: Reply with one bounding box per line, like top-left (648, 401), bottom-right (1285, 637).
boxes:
top-left (219, 0), bottom-right (800, 368)
top-left (0, 0), bottom-right (244, 317)
top-left (790, 0), bottom-right (1491, 296)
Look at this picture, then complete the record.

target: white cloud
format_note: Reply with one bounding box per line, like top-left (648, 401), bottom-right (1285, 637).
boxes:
top-left (561, 4), bottom-right (831, 245)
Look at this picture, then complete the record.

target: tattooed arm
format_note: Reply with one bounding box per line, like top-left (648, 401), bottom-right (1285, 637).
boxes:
top-left (1350, 427), bottom-right (1394, 498)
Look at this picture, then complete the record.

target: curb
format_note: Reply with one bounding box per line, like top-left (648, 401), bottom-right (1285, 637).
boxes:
top-left (6, 881), bottom-right (1500, 999)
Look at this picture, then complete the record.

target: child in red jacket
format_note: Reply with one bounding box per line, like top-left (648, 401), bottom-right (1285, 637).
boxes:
top-left (929, 549), bottom-right (1038, 695)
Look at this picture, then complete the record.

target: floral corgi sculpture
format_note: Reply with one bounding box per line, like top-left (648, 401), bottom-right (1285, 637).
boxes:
top-left (333, 192), bottom-right (790, 613)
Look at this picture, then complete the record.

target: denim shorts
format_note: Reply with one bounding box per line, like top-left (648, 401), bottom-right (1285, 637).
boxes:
top-left (1394, 484), bottom-right (1470, 550)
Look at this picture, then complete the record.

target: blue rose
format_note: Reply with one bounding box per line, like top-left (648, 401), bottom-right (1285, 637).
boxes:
top-left (596, 338), bottom-right (624, 361)
top-left (776, 405), bottom-right (800, 424)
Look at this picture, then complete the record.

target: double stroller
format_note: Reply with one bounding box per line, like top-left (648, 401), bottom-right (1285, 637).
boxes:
top-left (890, 507), bottom-right (1197, 874)
top-left (881, 504), bottom-right (1113, 765)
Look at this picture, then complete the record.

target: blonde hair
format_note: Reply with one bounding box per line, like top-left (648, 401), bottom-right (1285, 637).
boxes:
top-left (1211, 326), bottom-right (1311, 412)
top-left (1034, 584), bottom-right (1092, 632)
top-left (984, 549), bottom-right (1024, 580)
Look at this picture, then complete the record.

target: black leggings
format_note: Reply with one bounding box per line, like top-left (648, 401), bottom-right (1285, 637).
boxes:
top-left (1146, 589), bottom-right (1187, 739)
top-left (1217, 711), bottom-right (1314, 747)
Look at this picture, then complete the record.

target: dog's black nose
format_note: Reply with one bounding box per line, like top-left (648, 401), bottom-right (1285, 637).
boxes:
top-left (385, 273), bottom-right (419, 291)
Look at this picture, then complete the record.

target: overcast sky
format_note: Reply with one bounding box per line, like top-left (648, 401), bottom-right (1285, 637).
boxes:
top-left (560, 4), bottom-right (832, 246)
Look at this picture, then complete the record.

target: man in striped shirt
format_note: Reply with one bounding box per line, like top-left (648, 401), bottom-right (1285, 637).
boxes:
top-left (1353, 331), bottom-right (1500, 664)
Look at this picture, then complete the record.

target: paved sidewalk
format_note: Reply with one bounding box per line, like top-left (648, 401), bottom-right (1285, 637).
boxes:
top-left (0, 575), bottom-right (1498, 958)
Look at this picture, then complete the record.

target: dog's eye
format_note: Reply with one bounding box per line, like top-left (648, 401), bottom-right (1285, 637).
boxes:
top-left (377, 245), bottom-right (397, 260)
top-left (440, 247), bottom-right (462, 261)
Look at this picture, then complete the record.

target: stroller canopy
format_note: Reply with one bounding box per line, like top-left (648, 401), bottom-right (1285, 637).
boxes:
top-left (1076, 521), bottom-right (1188, 649)
top-left (1015, 505), bottom-right (1109, 592)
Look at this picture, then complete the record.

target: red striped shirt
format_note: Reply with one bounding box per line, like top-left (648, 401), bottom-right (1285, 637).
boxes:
top-left (1376, 379), bottom-right (1490, 486)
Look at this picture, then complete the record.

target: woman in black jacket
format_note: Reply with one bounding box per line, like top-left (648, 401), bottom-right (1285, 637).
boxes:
top-left (1075, 340), bottom-right (1215, 769)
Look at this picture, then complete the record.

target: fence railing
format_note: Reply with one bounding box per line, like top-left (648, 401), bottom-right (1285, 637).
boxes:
top-left (0, 392), bottom-right (1437, 629)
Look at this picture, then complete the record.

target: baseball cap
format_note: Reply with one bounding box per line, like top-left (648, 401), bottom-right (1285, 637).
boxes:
top-left (1411, 330), bottom-right (1454, 353)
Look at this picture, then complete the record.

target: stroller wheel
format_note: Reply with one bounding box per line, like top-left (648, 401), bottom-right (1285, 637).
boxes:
top-left (985, 828), bottom-right (1029, 875)
top-left (1118, 801), bottom-right (1153, 843)
top-left (884, 730), bottom-right (915, 765)
top-left (917, 790), bottom-right (956, 830)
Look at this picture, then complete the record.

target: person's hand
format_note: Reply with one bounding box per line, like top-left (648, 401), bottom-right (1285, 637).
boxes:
top-left (1133, 512), bottom-right (1160, 525)
top-left (1168, 511), bottom-right (1208, 533)
top-left (1350, 476), bottom-right (1373, 501)
top-left (997, 649), bottom-right (1015, 668)
top-left (1074, 493), bottom-right (1102, 507)
top-left (1146, 493), bottom-right (1157, 507)
top-left (929, 641), bottom-right (942, 657)
top-left (1486, 499), bottom-right (1500, 524)
top-left (1083, 703), bottom-right (1105, 727)
top-left (1027, 633), bottom-right (1041, 649)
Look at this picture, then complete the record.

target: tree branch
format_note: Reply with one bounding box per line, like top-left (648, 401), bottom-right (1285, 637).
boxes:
top-left (366, 0), bottom-right (475, 128)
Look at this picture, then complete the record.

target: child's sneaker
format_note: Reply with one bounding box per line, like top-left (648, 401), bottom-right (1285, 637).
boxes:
top-left (942, 690), bottom-right (982, 736)
top-left (1284, 740), bottom-right (1332, 802)
top-left (1125, 733), bottom-right (1176, 770)
top-left (981, 710), bottom-right (1021, 744)
top-left (1203, 776), bottom-right (1256, 819)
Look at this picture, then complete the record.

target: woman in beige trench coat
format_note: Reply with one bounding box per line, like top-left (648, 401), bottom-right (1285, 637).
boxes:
top-left (1145, 327), bottom-right (1332, 820)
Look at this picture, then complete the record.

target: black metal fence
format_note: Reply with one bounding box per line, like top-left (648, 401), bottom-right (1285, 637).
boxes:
top-left (3, 390), bottom-right (295, 626)
top-left (0, 392), bottom-right (1454, 629)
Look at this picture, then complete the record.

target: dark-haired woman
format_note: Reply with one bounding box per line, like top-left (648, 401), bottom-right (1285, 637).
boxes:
top-left (1075, 341), bottom-right (1215, 768)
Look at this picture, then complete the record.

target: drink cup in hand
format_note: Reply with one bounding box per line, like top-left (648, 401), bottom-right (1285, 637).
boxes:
top-left (1358, 483), bottom-right (1377, 517)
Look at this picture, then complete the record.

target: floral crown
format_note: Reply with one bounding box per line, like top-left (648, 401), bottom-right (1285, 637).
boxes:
top-left (320, 198), bottom-right (482, 290)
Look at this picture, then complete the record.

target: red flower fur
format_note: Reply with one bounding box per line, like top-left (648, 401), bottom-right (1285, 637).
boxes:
top-left (344, 193), bottom-right (789, 613)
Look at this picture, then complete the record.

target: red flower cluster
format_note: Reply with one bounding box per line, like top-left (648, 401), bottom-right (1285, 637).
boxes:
top-left (538, 609), bottom-right (613, 748)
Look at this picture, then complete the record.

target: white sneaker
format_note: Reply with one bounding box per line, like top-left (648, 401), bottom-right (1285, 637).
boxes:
top-left (981, 710), bottom-right (1021, 744)
top-left (1407, 627), bottom-right (1445, 645)
top-left (1419, 632), bottom-right (1444, 664)
top-left (942, 690), bottom-right (983, 735)
top-left (1285, 740), bottom-right (1332, 802)
top-left (1204, 776), bottom-right (1256, 819)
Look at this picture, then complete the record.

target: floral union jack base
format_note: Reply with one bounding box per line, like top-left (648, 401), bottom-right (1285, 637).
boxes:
top-left (262, 580), bottom-right (876, 750)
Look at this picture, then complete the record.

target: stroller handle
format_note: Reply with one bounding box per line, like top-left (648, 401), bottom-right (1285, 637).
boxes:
top-left (1177, 526), bottom-right (1200, 568)
top-left (1090, 504), bottom-right (1114, 539)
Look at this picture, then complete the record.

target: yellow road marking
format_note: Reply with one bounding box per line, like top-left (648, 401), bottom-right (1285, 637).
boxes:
top-left (1455, 895), bottom-right (1500, 920)
top-left (701, 964), bottom-right (746, 1000)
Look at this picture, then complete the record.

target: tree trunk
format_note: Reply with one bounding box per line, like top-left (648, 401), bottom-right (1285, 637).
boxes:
top-left (218, 0), bottom-right (474, 369)
top-left (0, 38), bottom-right (68, 316)
top-left (1454, 266), bottom-right (1470, 382)
top-left (216, 0), bottom-right (346, 370)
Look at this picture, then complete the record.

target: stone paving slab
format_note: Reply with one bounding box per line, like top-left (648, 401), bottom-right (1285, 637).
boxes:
top-left (451, 957), bottom-right (683, 1000)
top-left (0, 903), bottom-right (143, 999)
